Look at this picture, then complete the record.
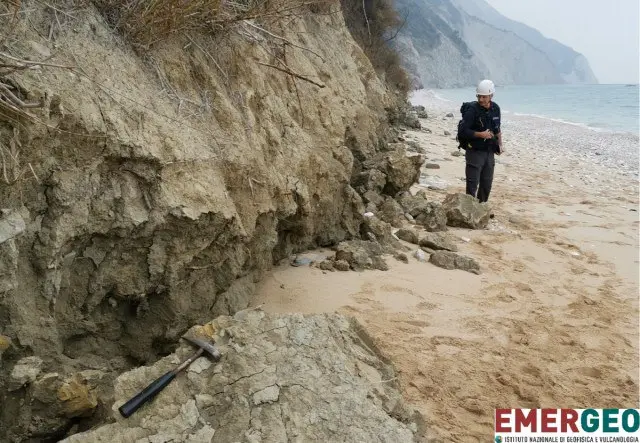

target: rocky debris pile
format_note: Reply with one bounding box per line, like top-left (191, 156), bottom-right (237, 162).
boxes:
top-left (403, 111), bottom-right (421, 129)
top-left (60, 310), bottom-right (421, 443)
top-left (317, 240), bottom-right (390, 272)
top-left (414, 106), bottom-right (429, 119)
top-left (299, 191), bottom-right (492, 274)
top-left (386, 102), bottom-right (428, 129)
top-left (351, 141), bottom-right (423, 212)
top-left (419, 232), bottom-right (458, 253)
top-left (397, 192), bottom-right (447, 232)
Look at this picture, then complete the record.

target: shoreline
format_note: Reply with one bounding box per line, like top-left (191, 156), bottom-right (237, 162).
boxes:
top-left (410, 89), bottom-right (640, 180)
top-left (252, 104), bottom-right (639, 441)
top-left (412, 87), bottom-right (640, 137)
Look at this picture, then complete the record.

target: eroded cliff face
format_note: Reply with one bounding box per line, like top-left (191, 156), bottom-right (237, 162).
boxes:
top-left (0, 2), bottom-right (417, 439)
top-left (394, 0), bottom-right (598, 88)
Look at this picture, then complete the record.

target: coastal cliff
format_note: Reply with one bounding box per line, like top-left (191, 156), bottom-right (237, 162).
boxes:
top-left (394, 0), bottom-right (598, 88)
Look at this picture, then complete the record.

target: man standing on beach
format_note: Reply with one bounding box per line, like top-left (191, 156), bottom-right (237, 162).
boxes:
top-left (459, 79), bottom-right (503, 203)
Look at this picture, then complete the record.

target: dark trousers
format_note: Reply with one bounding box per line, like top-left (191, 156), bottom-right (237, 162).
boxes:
top-left (465, 149), bottom-right (495, 203)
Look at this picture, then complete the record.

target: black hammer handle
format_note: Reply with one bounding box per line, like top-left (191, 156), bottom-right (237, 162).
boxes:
top-left (118, 371), bottom-right (177, 418)
top-left (118, 347), bottom-right (204, 418)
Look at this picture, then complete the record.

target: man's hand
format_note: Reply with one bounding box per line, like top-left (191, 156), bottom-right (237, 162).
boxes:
top-left (496, 144), bottom-right (504, 155)
top-left (476, 130), bottom-right (493, 140)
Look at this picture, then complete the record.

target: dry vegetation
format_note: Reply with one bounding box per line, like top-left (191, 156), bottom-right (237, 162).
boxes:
top-left (78, 0), bottom-right (410, 96)
top-left (92, 0), bottom-right (340, 49)
top-left (341, 0), bottom-right (411, 95)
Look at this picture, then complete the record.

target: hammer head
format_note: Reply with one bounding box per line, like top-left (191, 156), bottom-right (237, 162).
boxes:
top-left (183, 335), bottom-right (221, 361)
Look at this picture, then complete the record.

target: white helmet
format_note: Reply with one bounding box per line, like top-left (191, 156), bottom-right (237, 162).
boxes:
top-left (476, 79), bottom-right (495, 95)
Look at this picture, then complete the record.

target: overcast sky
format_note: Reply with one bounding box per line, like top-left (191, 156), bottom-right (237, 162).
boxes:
top-left (485, 0), bottom-right (639, 84)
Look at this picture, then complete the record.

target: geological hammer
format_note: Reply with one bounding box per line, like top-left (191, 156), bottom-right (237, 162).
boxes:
top-left (118, 336), bottom-right (221, 418)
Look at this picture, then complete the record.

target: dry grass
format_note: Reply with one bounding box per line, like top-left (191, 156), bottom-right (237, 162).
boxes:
top-left (341, 0), bottom-right (411, 95)
top-left (93, 0), bottom-right (339, 49)
top-left (0, 127), bottom-right (38, 185)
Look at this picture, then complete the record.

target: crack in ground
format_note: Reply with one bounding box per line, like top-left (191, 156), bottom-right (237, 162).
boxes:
top-left (212, 367), bottom-right (269, 396)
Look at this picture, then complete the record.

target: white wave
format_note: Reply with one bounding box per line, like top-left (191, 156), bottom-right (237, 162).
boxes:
top-left (506, 111), bottom-right (612, 133)
top-left (409, 89), bottom-right (455, 107)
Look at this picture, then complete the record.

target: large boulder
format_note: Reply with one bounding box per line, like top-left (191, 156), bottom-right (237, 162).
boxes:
top-left (60, 311), bottom-right (419, 442)
top-left (429, 251), bottom-right (480, 274)
top-left (353, 169), bottom-right (387, 194)
top-left (442, 193), bottom-right (491, 229)
top-left (396, 192), bottom-right (428, 214)
top-left (419, 232), bottom-right (458, 252)
top-left (378, 198), bottom-right (405, 228)
top-left (398, 196), bottom-right (447, 232)
top-left (362, 215), bottom-right (395, 246)
top-left (356, 146), bottom-right (423, 200)
top-left (413, 105), bottom-right (428, 119)
top-left (396, 193), bottom-right (447, 232)
top-left (396, 228), bottom-right (420, 245)
top-left (403, 111), bottom-right (421, 129)
top-left (363, 190), bottom-right (385, 208)
top-left (334, 240), bottom-right (388, 271)
top-left (383, 151), bottom-right (424, 195)
top-left (413, 202), bottom-right (447, 232)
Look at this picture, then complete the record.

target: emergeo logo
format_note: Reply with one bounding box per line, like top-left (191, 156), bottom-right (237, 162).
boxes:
top-left (494, 409), bottom-right (640, 442)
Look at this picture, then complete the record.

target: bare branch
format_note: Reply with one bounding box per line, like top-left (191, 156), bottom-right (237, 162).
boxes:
top-left (383, 11), bottom-right (408, 43)
top-left (362, 0), bottom-right (371, 41)
top-left (0, 82), bottom-right (43, 108)
top-left (244, 21), bottom-right (325, 62)
top-left (257, 62), bottom-right (325, 88)
top-left (0, 51), bottom-right (74, 69)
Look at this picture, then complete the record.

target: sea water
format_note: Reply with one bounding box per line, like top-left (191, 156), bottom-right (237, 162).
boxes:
top-left (410, 85), bottom-right (640, 178)
top-left (423, 84), bottom-right (639, 135)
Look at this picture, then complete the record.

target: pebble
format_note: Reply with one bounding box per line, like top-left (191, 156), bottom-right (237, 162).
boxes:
top-left (394, 253), bottom-right (409, 264)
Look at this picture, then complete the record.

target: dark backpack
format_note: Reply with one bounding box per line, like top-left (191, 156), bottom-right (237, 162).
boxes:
top-left (456, 101), bottom-right (479, 150)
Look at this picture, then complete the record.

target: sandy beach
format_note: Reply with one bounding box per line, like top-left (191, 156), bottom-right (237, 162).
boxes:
top-left (251, 95), bottom-right (639, 441)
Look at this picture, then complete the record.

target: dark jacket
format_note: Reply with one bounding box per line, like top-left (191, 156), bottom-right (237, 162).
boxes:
top-left (460, 102), bottom-right (501, 151)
